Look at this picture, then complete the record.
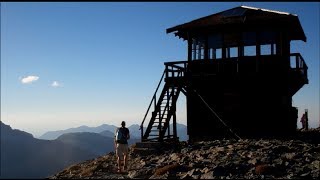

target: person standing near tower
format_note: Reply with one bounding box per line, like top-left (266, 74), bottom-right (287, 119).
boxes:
top-left (114, 121), bottom-right (130, 172)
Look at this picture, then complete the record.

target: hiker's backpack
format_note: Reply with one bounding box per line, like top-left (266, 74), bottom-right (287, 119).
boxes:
top-left (115, 128), bottom-right (127, 143)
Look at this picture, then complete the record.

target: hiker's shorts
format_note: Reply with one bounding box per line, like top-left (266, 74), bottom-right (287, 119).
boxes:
top-left (116, 143), bottom-right (128, 159)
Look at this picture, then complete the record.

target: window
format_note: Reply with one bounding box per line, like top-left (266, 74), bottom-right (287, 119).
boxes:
top-left (261, 44), bottom-right (271, 55)
top-left (192, 38), bottom-right (205, 60)
top-left (244, 46), bottom-right (256, 56)
top-left (290, 55), bottom-right (296, 68)
top-left (216, 48), bottom-right (222, 59)
top-left (208, 48), bottom-right (215, 59)
top-left (230, 47), bottom-right (238, 58)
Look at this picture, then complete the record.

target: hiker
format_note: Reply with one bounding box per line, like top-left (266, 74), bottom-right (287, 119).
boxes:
top-left (114, 121), bottom-right (130, 172)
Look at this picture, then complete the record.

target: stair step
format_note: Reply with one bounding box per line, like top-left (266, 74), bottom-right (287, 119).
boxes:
top-left (151, 128), bottom-right (165, 131)
top-left (166, 69), bottom-right (181, 72)
top-left (152, 125), bottom-right (163, 127)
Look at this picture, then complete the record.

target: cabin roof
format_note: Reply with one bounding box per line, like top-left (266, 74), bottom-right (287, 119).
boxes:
top-left (166, 6), bottom-right (306, 42)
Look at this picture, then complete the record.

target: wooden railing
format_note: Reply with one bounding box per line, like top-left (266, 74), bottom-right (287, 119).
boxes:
top-left (290, 53), bottom-right (308, 79)
top-left (164, 61), bottom-right (188, 79)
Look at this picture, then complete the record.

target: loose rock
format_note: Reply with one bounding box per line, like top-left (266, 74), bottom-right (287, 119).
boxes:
top-left (48, 134), bottom-right (320, 179)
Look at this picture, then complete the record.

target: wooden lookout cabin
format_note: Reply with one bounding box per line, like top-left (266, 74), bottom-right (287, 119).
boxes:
top-left (140, 6), bottom-right (308, 142)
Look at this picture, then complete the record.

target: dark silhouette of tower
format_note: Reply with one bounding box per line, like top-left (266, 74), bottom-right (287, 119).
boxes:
top-left (140, 6), bottom-right (308, 142)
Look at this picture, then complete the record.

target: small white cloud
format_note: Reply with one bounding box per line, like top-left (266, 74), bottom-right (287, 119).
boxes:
top-left (21, 75), bottom-right (39, 84)
top-left (51, 81), bottom-right (61, 87)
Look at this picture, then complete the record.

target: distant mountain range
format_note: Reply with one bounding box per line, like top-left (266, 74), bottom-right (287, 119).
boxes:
top-left (1, 122), bottom-right (97, 178)
top-left (38, 123), bottom-right (188, 141)
top-left (38, 124), bottom-right (118, 140)
top-left (0, 121), bottom-right (187, 178)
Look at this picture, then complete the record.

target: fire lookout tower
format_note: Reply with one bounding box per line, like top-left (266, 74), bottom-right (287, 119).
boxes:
top-left (140, 6), bottom-right (308, 142)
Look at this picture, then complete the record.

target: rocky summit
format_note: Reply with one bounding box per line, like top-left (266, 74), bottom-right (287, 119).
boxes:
top-left (49, 132), bottom-right (320, 179)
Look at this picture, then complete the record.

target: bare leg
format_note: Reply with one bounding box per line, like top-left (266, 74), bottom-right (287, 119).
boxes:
top-left (123, 154), bottom-right (128, 171)
top-left (117, 156), bottom-right (121, 172)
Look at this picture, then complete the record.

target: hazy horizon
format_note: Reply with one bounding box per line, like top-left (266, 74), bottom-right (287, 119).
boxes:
top-left (1, 2), bottom-right (319, 137)
top-left (1, 120), bottom-right (189, 138)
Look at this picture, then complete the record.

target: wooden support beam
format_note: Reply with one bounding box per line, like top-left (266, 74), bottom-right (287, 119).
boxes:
top-left (276, 32), bottom-right (282, 55)
top-left (222, 47), bottom-right (226, 59)
top-left (256, 32), bottom-right (261, 72)
top-left (227, 47), bottom-right (231, 58)
top-left (173, 113), bottom-right (177, 139)
top-left (212, 48), bottom-right (216, 59)
top-left (222, 33), bottom-right (226, 59)
top-left (271, 43), bottom-right (275, 55)
top-left (256, 32), bottom-right (261, 56)
top-left (193, 40), bottom-right (196, 60)
top-left (198, 44), bottom-right (201, 60)
top-left (188, 33), bottom-right (192, 61)
top-left (204, 36), bottom-right (209, 60)
top-left (238, 39), bottom-right (244, 57)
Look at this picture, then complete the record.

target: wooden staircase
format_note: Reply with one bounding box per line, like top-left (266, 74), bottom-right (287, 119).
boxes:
top-left (140, 61), bottom-right (187, 142)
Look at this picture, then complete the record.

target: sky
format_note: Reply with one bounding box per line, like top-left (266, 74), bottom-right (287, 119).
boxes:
top-left (1, 2), bottom-right (319, 137)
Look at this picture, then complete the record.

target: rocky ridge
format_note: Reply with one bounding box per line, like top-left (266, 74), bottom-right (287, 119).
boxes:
top-left (49, 132), bottom-right (320, 179)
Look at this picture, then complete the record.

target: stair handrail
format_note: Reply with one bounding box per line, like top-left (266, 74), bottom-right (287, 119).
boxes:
top-left (140, 70), bottom-right (166, 135)
top-left (141, 61), bottom-right (188, 141)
